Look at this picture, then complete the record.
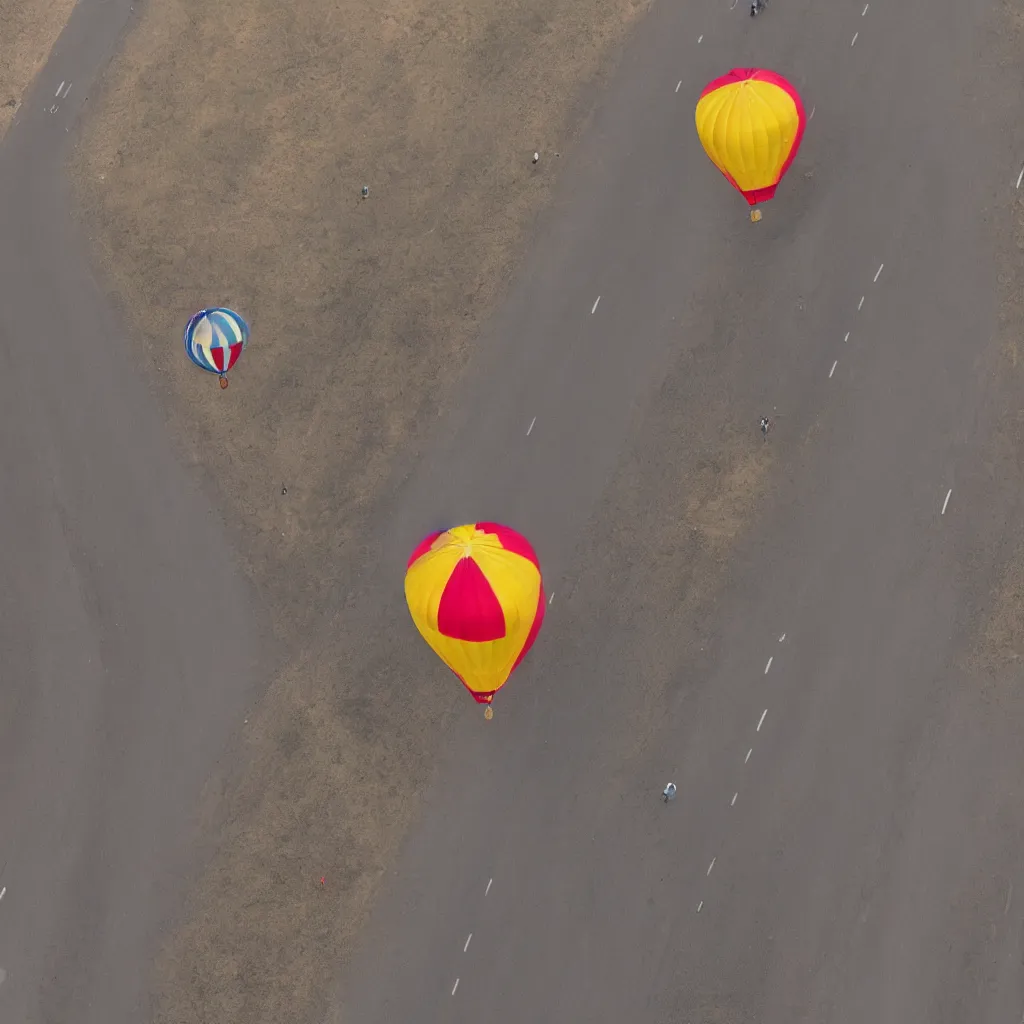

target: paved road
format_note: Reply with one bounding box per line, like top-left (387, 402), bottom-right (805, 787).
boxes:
top-left (336, 0), bottom-right (1024, 1021)
top-left (0, 3), bottom-right (266, 1021)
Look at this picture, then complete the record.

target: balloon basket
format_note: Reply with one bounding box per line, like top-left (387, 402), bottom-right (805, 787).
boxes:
top-left (484, 706), bottom-right (494, 720)
top-left (750, 209), bottom-right (762, 223)
top-left (219, 376), bottom-right (229, 389)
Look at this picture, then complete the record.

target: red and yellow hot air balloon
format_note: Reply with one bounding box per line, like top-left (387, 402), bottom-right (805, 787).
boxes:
top-left (695, 68), bottom-right (806, 221)
top-left (405, 523), bottom-right (545, 718)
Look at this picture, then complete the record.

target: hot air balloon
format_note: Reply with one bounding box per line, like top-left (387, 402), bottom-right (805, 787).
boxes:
top-left (695, 68), bottom-right (806, 222)
top-left (184, 307), bottom-right (249, 389)
top-left (405, 523), bottom-right (545, 719)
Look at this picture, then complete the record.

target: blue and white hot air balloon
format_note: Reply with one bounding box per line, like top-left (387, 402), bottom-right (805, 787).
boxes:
top-left (184, 307), bottom-right (249, 388)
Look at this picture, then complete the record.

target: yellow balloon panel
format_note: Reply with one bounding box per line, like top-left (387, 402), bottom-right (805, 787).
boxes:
top-left (404, 523), bottom-right (545, 700)
top-left (695, 69), bottom-right (806, 202)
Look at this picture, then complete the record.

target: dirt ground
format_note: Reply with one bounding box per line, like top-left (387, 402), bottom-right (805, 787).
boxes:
top-left (0, 0), bottom-right (79, 139)
top-left (64, 0), bottom-right (1024, 1021)
top-left (69, 0), bottom-right (667, 1021)
top-left (971, 189), bottom-right (1024, 677)
top-left (965, 1), bottom-right (1024, 690)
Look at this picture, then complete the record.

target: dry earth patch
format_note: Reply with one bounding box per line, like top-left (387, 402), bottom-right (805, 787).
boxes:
top-left (68, 0), bottom-right (660, 1020)
top-left (0, 0), bottom-right (79, 139)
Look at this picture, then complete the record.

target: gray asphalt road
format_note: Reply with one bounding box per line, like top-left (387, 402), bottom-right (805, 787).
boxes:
top-left (335, 0), bottom-right (1024, 1020)
top-left (0, 3), bottom-right (267, 1021)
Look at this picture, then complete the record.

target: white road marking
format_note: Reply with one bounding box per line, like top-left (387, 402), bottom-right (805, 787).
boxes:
top-left (697, 900), bottom-right (703, 913)
top-left (697, 34), bottom-right (703, 43)
top-left (61, 82), bottom-right (72, 99)
top-left (464, 933), bottom-right (473, 952)
top-left (873, 262), bottom-right (884, 282)
top-left (527, 416), bottom-right (536, 436)
top-left (765, 656), bottom-right (773, 674)
top-left (676, 81), bottom-right (682, 93)
top-left (857, 295), bottom-right (865, 310)
top-left (756, 708), bottom-right (767, 732)
top-left (548, 592), bottom-right (554, 605)
top-left (56, 81), bottom-right (65, 97)
top-left (844, 331), bottom-right (850, 342)
top-left (707, 858), bottom-right (716, 876)
top-left (829, 360), bottom-right (838, 378)
top-left (745, 747), bottom-right (753, 764)
top-left (862, 3), bottom-right (869, 13)
top-left (591, 295), bottom-right (601, 315)
top-left (486, 877), bottom-right (493, 895)
top-left (731, 792), bottom-right (738, 806)
top-left (809, 105), bottom-right (816, 120)
top-left (1005, 882), bottom-right (1013, 916)
top-left (779, 633), bottom-right (786, 642)
top-left (851, 31), bottom-right (859, 45)
top-left (941, 488), bottom-right (952, 515)
top-left (1017, 166), bottom-right (1024, 189)
top-left (452, 978), bottom-right (460, 995)
top-left (0, 887), bottom-right (5, 902)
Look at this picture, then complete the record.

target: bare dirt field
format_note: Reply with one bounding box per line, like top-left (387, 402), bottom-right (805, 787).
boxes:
top-left (965, 1), bottom-right (1024, 695)
top-left (0, 0), bottom-right (79, 138)
top-left (69, 0), bottom-right (680, 1020)
top-left (972, 186), bottom-right (1024, 678)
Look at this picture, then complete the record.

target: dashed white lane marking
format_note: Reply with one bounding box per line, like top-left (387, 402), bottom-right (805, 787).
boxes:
top-left (829, 360), bottom-right (838, 379)
top-left (851, 31), bottom-right (859, 45)
top-left (873, 262), bottom-right (884, 282)
top-left (809, 105), bottom-right (816, 120)
top-left (862, 3), bottom-right (869, 13)
top-left (527, 416), bottom-right (536, 436)
top-left (941, 488), bottom-right (952, 515)
top-left (731, 792), bottom-right (738, 806)
top-left (1016, 166), bottom-right (1024, 190)
top-left (485, 877), bottom-right (493, 895)
top-left (844, 331), bottom-right (850, 343)
top-left (697, 900), bottom-right (704, 913)
top-left (56, 80), bottom-right (65, 97)
top-left (779, 633), bottom-right (786, 642)
top-left (756, 709), bottom-right (768, 732)
top-left (707, 857), bottom-right (716, 876)
top-left (676, 81), bottom-right (682, 93)
top-left (857, 295), bottom-right (865, 311)
top-left (697, 34), bottom-right (703, 43)
top-left (452, 978), bottom-right (460, 996)
top-left (464, 933), bottom-right (473, 952)
top-left (591, 295), bottom-right (601, 315)
top-left (764, 656), bottom-right (773, 674)
top-left (745, 747), bottom-right (753, 764)
top-left (0, 886), bottom-right (6, 902)
top-left (548, 592), bottom-right (554, 605)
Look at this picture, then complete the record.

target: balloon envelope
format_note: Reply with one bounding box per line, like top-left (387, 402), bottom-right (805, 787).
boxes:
top-left (405, 523), bottom-right (545, 704)
top-left (184, 307), bottom-right (249, 376)
top-left (695, 68), bottom-right (806, 206)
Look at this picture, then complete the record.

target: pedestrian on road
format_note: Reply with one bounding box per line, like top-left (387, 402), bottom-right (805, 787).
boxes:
top-left (760, 416), bottom-right (772, 441)
top-left (662, 782), bottom-right (677, 802)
